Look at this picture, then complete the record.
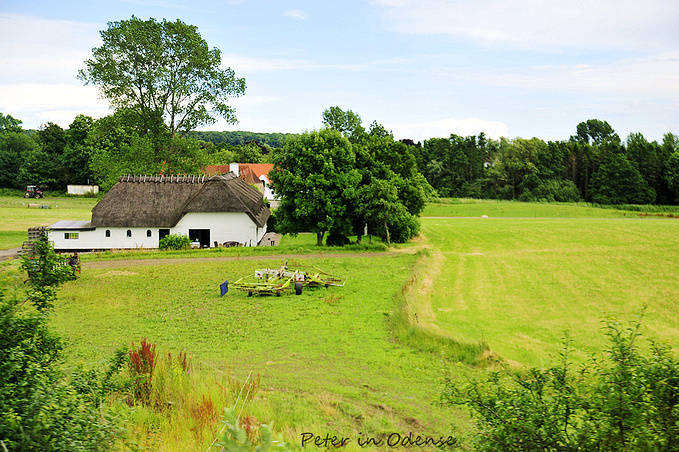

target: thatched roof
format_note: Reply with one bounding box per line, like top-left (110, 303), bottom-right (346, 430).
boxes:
top-left (91, 174), bottom-right (270, 228)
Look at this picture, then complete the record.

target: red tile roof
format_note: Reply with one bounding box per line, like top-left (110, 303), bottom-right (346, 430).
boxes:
top-left (204, 165), bottom-right (230, 176)
top-left (239, 164), bottom-right (273, 182)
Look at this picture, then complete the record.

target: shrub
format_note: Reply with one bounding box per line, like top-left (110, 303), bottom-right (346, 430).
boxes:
top-left (159, 233), bottom-right (191, 250)
top-left (128, 339), bottom-right (157, 405)
top-left (520, 179), bottom-right (581, 202)
top-left (216, 408), bottom-right (290, 451)
top-left (2, 238), bottom-right (122, 450)
top-left (442, 319), bottom-right (679, 451)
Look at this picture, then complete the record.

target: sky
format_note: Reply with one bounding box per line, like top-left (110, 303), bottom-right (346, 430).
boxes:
top-left (1, 0), bottom-right (678, 142)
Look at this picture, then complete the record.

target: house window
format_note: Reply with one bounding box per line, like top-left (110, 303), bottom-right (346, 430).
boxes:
top-left (64, 232), bottom-right (79, 240)
top-left (146, 229), bottom-right (152, 237)
top-left (127, 230), bottom-right (132, 237)
top-left (105, 230), bottom-right (110, 237)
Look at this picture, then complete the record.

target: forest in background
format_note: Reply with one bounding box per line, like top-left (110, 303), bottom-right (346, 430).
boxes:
top-left (2, 111), bottom-right (679, 206)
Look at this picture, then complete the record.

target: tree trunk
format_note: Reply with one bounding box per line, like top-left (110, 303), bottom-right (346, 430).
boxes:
top-left (384, 220), bottom-right (390, 245)
top-left (316, 231), bottom-right (325, 246)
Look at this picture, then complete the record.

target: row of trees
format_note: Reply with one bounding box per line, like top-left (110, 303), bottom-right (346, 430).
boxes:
top-left (190, 130), bottom-right (292, 148)
top-left (0, 111), bottom-right (277, 191)
top-left (4, 110), bottom-right (679, 207)
top-left (271, 107), bottom-right (432, 245)
top-left (415, 119), bottom-right (679, 204)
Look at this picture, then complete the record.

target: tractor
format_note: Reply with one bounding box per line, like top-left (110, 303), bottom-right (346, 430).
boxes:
top-left (24, 185), bottom-right (43, 199)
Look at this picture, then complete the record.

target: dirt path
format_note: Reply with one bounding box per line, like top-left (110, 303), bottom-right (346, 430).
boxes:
top-left (83, 251), bottom-right (401, 269)
top-left (0, 247), bottom-right (20, 262)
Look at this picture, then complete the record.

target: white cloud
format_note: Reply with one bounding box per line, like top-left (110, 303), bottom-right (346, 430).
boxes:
top-left (283, 9), bottom-right (309, 20)
top-left (372, 0), bottom-right (679, 51)
top-left (387, 117), bottom-right (509, 141)
top-left (0, 84), bottom-right (111, 128)
top-left (0, 14), bottom-right (99, 84)
top-left (439, 53), bottom-right (679, 101)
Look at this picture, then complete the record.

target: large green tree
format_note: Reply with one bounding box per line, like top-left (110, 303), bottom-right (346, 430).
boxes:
top-left (271, 129), bottom-right (360, 246)
top-left (79, 16), bottom-right (245, 142)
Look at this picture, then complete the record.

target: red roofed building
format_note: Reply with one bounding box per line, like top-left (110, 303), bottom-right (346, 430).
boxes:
top-left (204, 163), bottom-right (277, 206)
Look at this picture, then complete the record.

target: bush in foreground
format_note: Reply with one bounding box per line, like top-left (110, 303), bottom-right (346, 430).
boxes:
top-left (159, 233), bottom-right (191, 250)
top-left (443, 319), bottom-right (679, 451)
top-left (0, 237), bottom-right (122, 451)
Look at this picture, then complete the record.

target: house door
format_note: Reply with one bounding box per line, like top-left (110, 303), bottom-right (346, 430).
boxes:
top-left (159, 229), bottom-right (170, 241)
top-left (189, 229), bottom-right (210, 248)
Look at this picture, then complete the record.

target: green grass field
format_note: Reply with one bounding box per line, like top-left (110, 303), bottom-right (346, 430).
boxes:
top-left (422, 198), bottom-right (679, 218)
top-left (50, 254), bottom-right (467, 449)
top-left (421, 217), bottom-right (679, 366)
top-left (0, 195), bottom-right (97, 249)
top-left (4, 195), bottom-right (679, 449)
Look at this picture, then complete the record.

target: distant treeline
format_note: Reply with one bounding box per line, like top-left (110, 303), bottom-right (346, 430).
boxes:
top-left (407, 119), bottom-right (679, 205)
top-left (2, 110), bottom-right (679, 206)
top-left (188, 131), bottom-right (294, 148)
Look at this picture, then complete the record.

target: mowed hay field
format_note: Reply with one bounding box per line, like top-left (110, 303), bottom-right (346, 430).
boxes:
top-left (0, 195), bottom-right (96, 249)
top-left (420, 214), bottom-right (679, 367)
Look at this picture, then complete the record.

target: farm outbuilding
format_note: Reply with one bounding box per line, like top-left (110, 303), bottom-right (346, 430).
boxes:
top-left (205, 163), bottom-right (277, 207)
top-left (48, 174), bottom-right (270, 251)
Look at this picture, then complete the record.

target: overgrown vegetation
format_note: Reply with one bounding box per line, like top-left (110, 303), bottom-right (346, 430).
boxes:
top-left (443, 319), bottom-right (679, 450)
top-left (0, 236), bottom-right (121, 450)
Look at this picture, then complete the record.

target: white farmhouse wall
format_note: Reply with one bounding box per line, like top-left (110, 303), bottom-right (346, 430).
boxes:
top-left (67, 185), bottom-right (99, 195)
top-left (259, 175), bottom-right (276, 201)
top-left (48, 213), bottom-right (267, 250)
top-left (171, 212), bottom-right (265, 247)
top-left (49, 227), bottom-right (160, 250)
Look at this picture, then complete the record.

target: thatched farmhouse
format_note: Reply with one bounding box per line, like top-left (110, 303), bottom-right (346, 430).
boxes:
top-left (48, 174), bottom-right (270, 251)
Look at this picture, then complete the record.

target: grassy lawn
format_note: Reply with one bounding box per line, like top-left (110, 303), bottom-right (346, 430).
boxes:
top-left (422, 198), bottom-right (679, 218)
top-left (421, 217), bottom-right (679, 366)
top-left (0, 195), bottom-right (97, 249)
top-left (80, 233), bottom-right (394, 262)
top-left (5, 196), bottom-right (679, 449)
top-left (50, 254), bottom-right (466, 449)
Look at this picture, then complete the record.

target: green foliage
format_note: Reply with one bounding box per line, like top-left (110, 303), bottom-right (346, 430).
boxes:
top-left (442, 320), bottom-right (679, 451)
top-left (159, 233), bottom-right (191, 250)
top-left (190, 130), bottom-right (292, 148)
top-left (0, 112), bottom-right (22, 134)
top-left (1, 238), bottom-right (122, 450)
top-left (321, 106), bottom-right (365, 142)
top-left (519, 179), bottom-right (581, 202)
top-left (573, 118), bottom-right (621, 146)
top-left (216, 408), bottom-right (290, 451)
top-left (20, 236), bottom-right (77, 312)
top-left (89, 119), bottom-right (208, 190)
top-left (0, 132), bottom-right (39, 189)
top-left (79, 16), bottom-right (245, 138)
top-left (271, 129), bottom-right (360, 246)
top-left (320, 106), bottom-right (426, 244)
top-left (590, 153), bottom-right (655, 204)
top-left (665, 151), bottom-right (679, 203)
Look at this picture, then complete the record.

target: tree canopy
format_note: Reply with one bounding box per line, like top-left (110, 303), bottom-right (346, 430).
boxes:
top-left (79, 16), bottom-right (245, 140)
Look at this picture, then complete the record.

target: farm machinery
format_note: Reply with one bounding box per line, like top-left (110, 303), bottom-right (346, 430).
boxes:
top-left (24, 185), bottom-right (43, 198)
top-left (225, 262), bottom-right (345, 297)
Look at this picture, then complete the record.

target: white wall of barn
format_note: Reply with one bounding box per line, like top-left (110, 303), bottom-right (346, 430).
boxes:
top-left (48, 212), bottom-right (266, 250)
top-left (171, 212), bottom-right (266, 247)
top-left (48, 227), bottom-right (159, 250)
